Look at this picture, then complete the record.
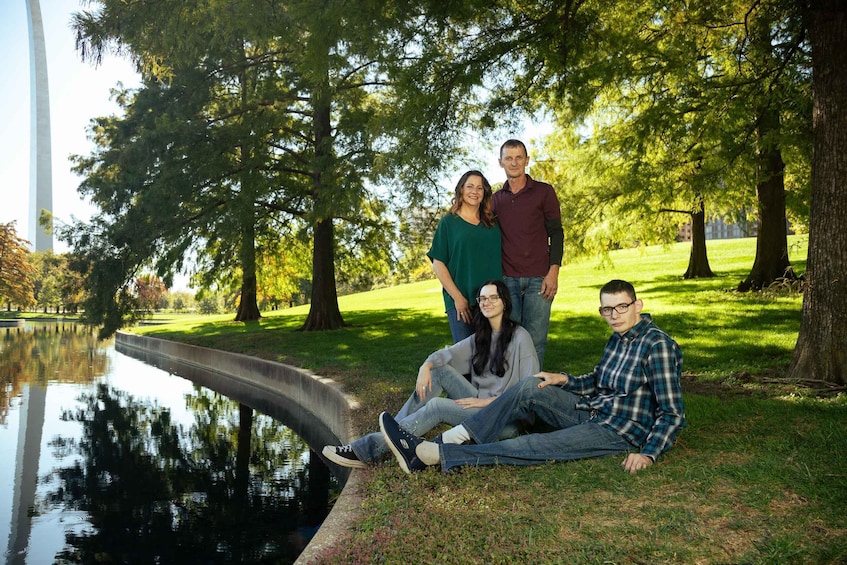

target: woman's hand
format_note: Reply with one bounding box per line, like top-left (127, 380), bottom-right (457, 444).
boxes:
top-left (416, 363), bottom-right (433, 400)
top-left (454, 396), bottom-right (494, 409)
top-left (454, 295), bottom-right (472, 325)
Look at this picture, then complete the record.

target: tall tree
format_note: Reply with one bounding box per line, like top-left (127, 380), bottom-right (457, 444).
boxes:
top-left (68, 2), bottom-right (291, 332)
top-left (66, 0), bottom-right (469, 335)
top-left (682, 194), bottom-right (716, 279)
top-left (421, 0), bottom-right (810, 286)
top-left (565, 1), bottom-right (807, 285)
top-left (786, 0), bottom-right (847, 385)
top-left (736, 3), bottom-right (807, 290)
top-left (0, 222), bottom-right (36, 309)
top-left (134, 274), bottom-right (167, 313)
top-left (31, 250), bottom-right (65, 313)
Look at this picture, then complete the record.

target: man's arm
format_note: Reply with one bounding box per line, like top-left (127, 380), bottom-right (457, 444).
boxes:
top-left (545, 217), bottom-right (564, 267)
top-left (541, 208), bottom-right (564, 301)
top-left (638, 339), bottom-right (685, 461)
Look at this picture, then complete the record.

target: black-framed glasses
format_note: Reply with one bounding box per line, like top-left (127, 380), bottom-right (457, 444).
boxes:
top-left (477, 295), bottom-right (501, 305)
top-left (599, 300), bottom-right (636, 317)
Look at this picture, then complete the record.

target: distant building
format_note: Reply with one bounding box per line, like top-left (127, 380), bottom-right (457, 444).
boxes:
top-left (677, 214), bottom-right (792, 242)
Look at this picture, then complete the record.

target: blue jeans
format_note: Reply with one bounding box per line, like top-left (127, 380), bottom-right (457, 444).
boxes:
top-left (439, 377), bottom-right (635, 472)
top-left (350, 364), bottom-right (503, 463)
top-left (446, 307), bottom-right (474, 343)
top-left (503, 276), bottom-right (552, 368)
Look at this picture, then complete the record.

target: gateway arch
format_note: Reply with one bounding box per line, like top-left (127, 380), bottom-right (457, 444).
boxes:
top-left (26, 0), bottom-right (53, 252)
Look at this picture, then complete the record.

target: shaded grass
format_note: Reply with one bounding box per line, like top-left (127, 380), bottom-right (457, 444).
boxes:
top-left (133, 235), bottom-right (847, 563)
top-left (326, 394), bottom-right (847, 564)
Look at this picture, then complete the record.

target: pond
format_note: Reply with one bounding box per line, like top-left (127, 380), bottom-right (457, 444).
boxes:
top-left (0, 322), bottom-right (341, 564)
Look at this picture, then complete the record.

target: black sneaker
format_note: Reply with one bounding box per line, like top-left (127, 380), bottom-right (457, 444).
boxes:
top-left (322, 444), bottom-right (367, 469)
top-left (379, 412), bottom-right (428, 474)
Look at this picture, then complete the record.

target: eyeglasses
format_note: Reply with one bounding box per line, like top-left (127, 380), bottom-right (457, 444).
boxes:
top-left (477, 295), bottom-right (501, 305)
top-left (599, 300), bottom-right (636, 317)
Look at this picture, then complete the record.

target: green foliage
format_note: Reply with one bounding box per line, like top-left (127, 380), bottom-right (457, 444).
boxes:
top-left (0, 221), bottom-right (35, 308)
top-left (256, 223), bottom-right (312, 308)
top-left (169, 291), bottom-right (195, 313)
top-left (407, 0), bottom-right (811, 283)
top-left (134, 273), bottom-right (167, 313)
top-left (197, 295), bottom-right (223, 315)
top-left (30, 250), bottom-right (63, 313)
top-left (528, 0), bottom-right (811, 263)
top-left (65, 0), bottom-right (486, 335)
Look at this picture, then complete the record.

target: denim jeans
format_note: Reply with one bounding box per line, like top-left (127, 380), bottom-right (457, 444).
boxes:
top-left (503, 276), bottom-right (552, 368)
top-left (439, 376), bottom-right (635, 471)
top-left (446, 307), bottom-right (474, 344)
top-left (350, 364), bottom-right (480, 463)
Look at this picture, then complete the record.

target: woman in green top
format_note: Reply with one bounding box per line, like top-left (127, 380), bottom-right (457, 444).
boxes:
top-left (428, 170), bottom-right (503, 342)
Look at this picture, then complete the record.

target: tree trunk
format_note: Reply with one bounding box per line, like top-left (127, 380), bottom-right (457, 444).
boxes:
top-left (302, 218), bottom-right (344, 330)
top-left (235, 272), bottom-right (261, 321)
top-left (684, 195), bottom-right (714, 279)
top-left (737, 106), bottom-right (792, 290)
top-left (738, 18), bottom-right (792, 292)
top-left (234, 195), bottom-right (261, 322)
top-left (301, 66), bottom-right (344, 331)
top-left (786, 0), bottom-right (847, 385)
top-left (234, 63), bottom-right (261, 323)
top-left (234, 184), bottom-right (261, 322)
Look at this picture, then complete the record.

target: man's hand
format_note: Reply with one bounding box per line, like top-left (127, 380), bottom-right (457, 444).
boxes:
top-left (622, 453), bottom-right (653, 475)
top-left (535, 371), bottom-right (569, 388)
top-left (540, 265), bottom-right (559, 301)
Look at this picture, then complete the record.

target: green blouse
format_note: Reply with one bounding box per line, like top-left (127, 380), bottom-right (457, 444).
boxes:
top-left (427, 213), bottom-right (503, 312)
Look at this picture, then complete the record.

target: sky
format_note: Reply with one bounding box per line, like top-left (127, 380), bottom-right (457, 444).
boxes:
top-left (0, 0), bottom-right (141, 252)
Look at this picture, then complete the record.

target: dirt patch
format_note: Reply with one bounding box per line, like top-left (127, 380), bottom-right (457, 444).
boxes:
top-left (681, 372), bottom-right (846, 399)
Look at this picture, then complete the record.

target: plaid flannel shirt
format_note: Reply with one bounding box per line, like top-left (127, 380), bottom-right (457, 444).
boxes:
top-left (564, 314), bottom-right (685, 460)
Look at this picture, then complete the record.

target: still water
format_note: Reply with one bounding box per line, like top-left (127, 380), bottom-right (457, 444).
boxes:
top-left (0, 322), bottom-right (341, 564)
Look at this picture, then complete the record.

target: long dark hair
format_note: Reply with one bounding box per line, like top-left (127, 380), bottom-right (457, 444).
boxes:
top-left (449, 170), bottom-right (496, 227)
top-left (471, 280), bottom-right (517, 377)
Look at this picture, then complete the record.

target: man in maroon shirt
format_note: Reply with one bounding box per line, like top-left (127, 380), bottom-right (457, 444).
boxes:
top-left (491, 139), bottom-right (564, 369)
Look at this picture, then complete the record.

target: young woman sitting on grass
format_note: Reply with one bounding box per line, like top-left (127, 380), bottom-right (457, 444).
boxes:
top-left (322, 279), bottom-right (539, 468)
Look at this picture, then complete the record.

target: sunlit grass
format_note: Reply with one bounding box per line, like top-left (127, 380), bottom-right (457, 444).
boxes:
top-left (131, 234), bottom-right (847, 563)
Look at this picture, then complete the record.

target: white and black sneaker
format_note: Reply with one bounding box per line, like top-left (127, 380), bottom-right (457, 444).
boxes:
top-left (379, 412), bottom-right (428, 474)
top-left (322, 444), bottom-right (367, 469)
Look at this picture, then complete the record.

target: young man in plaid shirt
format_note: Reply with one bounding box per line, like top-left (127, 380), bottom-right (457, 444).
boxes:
top-left (380, 279), bottom-right (686, 475)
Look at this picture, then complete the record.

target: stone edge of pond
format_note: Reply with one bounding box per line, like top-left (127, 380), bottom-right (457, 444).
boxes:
top-left (115, 331), bottom-right (364, 564)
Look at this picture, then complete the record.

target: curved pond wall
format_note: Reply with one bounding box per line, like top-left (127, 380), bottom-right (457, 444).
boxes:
top-left (115, 331), bottom-right (364, 564)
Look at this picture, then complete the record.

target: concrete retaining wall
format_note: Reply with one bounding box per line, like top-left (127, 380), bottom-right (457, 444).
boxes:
top-left (115, 331), bottom-right (364, 564)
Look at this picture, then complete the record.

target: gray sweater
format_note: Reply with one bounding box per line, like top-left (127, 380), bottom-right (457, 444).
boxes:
top-left (425, 326), bottom-right (539, 398)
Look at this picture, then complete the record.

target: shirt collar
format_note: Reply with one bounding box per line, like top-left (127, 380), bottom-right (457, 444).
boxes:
top-left (615, 313), bottom-right (654, 343)
top-left (503, 173), bottom-right (536, 193)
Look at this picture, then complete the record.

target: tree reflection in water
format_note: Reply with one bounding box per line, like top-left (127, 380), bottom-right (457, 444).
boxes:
top-left (44, 380), bottom-right (336, 563)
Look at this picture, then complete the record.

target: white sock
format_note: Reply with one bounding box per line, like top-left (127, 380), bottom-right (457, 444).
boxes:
top-left (441, 424), bottom-right (470, 445)
top-left (415, 441), bottom-right (440, 465)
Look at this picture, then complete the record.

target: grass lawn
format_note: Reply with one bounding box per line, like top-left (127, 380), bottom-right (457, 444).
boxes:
top-left (134, 235), bottom-right (847, 564)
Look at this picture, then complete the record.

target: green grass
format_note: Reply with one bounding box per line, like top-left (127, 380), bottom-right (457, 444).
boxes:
top-left (133, 235), bottom-right (847, 563)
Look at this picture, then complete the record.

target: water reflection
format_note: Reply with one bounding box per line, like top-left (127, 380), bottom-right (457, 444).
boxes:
top-left (0, 324), bottom-right (339, 564)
